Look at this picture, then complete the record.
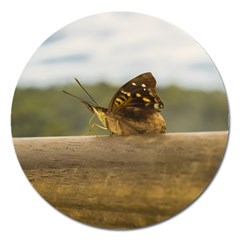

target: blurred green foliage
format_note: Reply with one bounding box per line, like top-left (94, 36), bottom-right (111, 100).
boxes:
top-left (11, 83), bottom-right (229, 137)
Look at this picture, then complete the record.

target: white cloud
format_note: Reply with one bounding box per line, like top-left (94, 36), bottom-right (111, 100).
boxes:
top-left (18, 12), bottom-right (224, 91)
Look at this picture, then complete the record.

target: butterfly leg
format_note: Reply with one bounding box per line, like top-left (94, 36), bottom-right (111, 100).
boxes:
top-left (83, 123), bottom-right (108, 135)
top-left (83, 114), bottom-right (95, 135)
top-left (92, 123), bottom-right (108, 131)
top-left (83, 114), bottom-right (108, 135)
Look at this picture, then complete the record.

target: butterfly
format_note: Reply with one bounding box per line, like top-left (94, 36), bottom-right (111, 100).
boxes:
top-left (63, 72), bottom-right (166, 135)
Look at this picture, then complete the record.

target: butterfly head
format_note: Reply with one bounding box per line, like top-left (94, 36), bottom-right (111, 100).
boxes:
top-left (81, 100), bottom-right (107, 127)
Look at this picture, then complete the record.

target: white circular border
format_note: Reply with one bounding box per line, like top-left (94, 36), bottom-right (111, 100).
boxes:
top-left (1, 1), bottom-right (239, 239)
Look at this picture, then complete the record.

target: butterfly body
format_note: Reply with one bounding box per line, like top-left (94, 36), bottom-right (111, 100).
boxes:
top-left (79, 72), bottom-right (166, 135)
top-left (104, 111), bottom-right (166, 135)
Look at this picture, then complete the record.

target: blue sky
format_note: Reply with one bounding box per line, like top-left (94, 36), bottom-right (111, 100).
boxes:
top-left (18, 12), bottom-right (225, 91)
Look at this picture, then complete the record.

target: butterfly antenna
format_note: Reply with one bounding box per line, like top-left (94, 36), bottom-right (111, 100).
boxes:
top-left (62, 90), bottom-right (87, 102)
top-left (74, 77), bottom-right (98, 106)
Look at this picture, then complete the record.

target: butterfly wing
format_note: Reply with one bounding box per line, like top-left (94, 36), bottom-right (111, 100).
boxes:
top-left (108, 72), bottom-right (164, 118)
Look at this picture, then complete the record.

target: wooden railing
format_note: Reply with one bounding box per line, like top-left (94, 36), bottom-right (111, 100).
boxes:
top-left (13, 131), bottom-right (228, 229)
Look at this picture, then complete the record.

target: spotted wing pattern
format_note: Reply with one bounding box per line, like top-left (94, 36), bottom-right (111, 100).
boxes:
top-left (108, 72), bottom-right (164, 118)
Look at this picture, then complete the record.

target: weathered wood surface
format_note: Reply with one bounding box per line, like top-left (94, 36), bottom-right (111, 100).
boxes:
top-left (13, 131), bottom-right (228, 229)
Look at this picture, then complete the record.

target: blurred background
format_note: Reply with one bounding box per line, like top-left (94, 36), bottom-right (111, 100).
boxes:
top-left (11, 12), bottom-right (228, 137)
